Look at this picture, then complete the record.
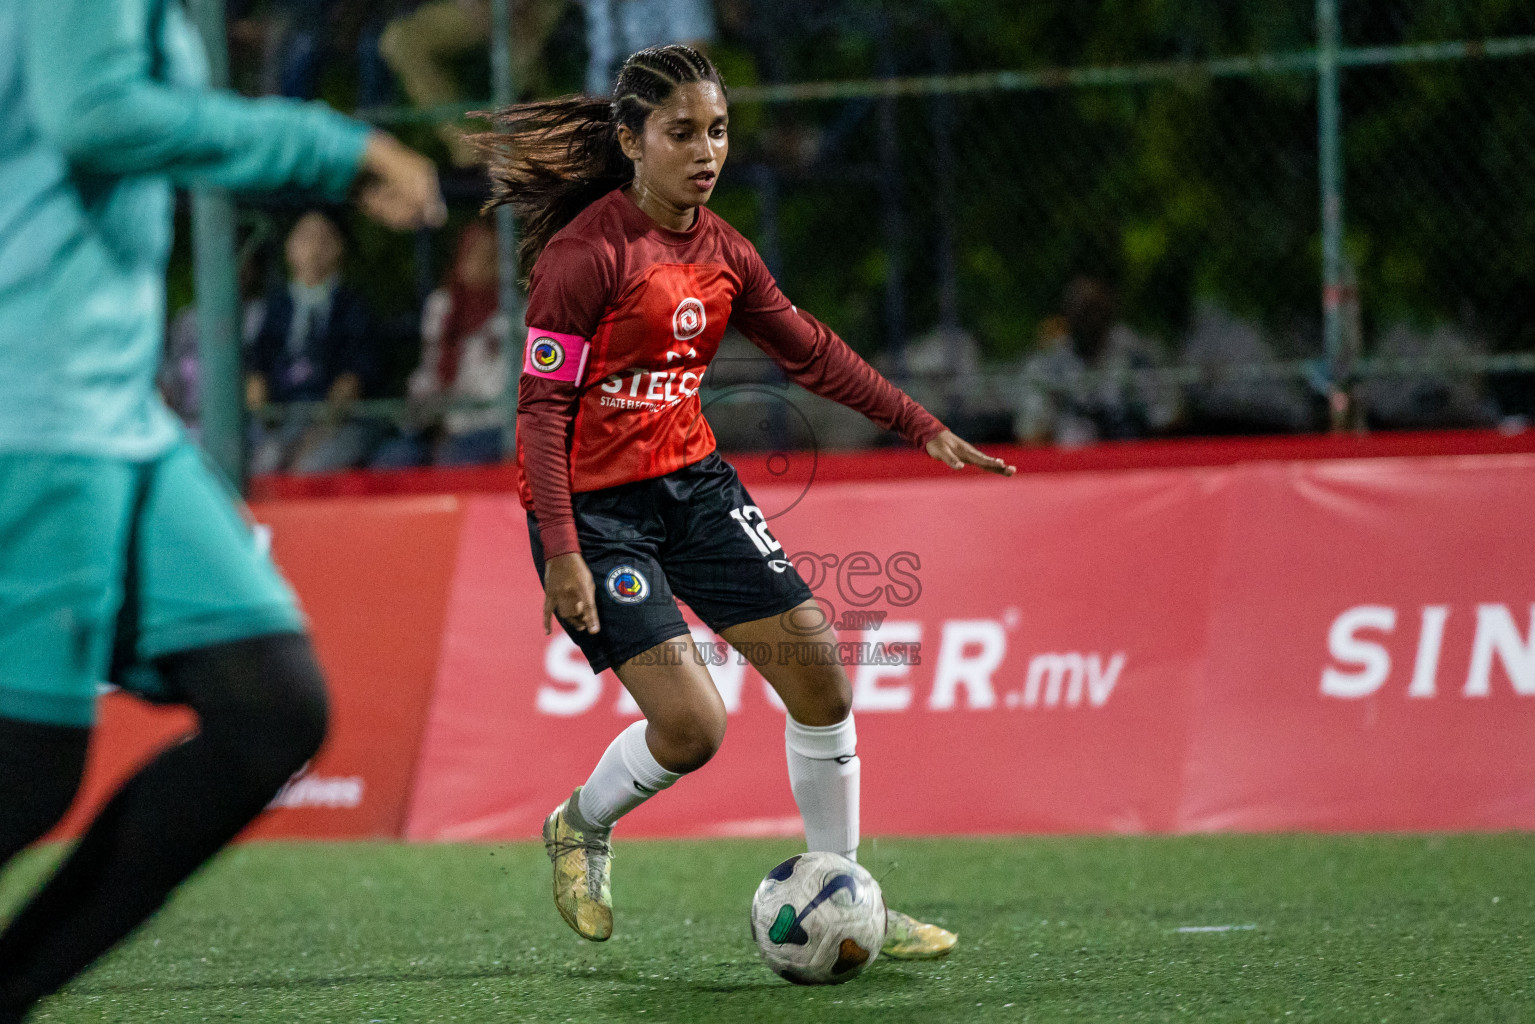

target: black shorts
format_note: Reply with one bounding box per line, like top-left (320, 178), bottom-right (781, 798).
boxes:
top-left (528, 452), bottom-right (815, 674)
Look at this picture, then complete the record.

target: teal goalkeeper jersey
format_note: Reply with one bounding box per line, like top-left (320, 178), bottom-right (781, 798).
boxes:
top-left (0, 0), bottom-right (371, 459)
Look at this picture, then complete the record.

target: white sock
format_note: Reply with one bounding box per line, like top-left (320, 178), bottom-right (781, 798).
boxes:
top-left (785, 714), bottom-right (860, 861)
top-left (573, 720), bottom-right (682, 830)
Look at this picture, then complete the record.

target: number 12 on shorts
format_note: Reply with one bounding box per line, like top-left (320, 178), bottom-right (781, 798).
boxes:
top-left (729, 505), bottom-right (783, 556)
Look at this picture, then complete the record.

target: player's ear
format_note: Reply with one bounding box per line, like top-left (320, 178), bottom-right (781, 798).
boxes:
top-left (616, 123), bottom-right (644, 165)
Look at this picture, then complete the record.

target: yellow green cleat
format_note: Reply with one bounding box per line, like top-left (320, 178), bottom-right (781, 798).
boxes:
top-left (542, 787), bottom-right (614, 941)
top-left (881, 908), bottom-right (958, 960)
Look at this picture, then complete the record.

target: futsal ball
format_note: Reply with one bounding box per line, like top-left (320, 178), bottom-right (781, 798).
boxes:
top-left (750, 851), bottom-right (886, 985)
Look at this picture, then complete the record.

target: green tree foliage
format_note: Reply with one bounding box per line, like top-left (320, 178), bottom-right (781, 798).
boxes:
top-left (203, 0), bottom-right (1535, 381)
top-left (718, 0), bottom-right (1535, 360)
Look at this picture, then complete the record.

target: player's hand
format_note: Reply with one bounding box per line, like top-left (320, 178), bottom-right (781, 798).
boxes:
top-left (544, 551), bottom-right (600, 636)
top-left (925, 429), bottom-right (1016, 476)
top-left (355, 132), bottom-right (448, 231)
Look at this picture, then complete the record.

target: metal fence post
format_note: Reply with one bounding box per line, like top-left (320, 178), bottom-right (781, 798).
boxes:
top-left (489, 0), bottom-right (524, 453)
top-left (187, 0), bottom-right (245, 485)
top-left (875, 15), bottom-right (907, 373)
top-left (929, 32), bottom-right (959, 334)
top-left (1316, 0), bottom-right (1348, 427)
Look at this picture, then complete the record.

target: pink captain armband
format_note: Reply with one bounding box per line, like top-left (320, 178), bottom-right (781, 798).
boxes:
top-left (522, 327), bottom-right (590, 383)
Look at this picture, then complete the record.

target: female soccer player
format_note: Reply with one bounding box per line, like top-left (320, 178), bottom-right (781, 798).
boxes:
top-left (483, 44), bottom-right (1015, 960)
top-left (0, 1), bottom-right (441, 1019)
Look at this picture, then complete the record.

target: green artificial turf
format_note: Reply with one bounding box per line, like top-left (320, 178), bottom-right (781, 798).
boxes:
top-left (2, 834), bottom-right (1532, 1022)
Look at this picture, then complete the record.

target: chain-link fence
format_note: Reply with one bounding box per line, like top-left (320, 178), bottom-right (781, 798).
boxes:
top-left (699, 2), bottom-right (1535, 447)
top-left (1343, 41), bottom-right (1535, 425)
top-left (194, 1), bottom-right (1535, 470)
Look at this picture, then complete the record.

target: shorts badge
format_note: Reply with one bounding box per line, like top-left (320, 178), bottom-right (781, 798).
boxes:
top-left (606, 565), bottom-right (650, 604)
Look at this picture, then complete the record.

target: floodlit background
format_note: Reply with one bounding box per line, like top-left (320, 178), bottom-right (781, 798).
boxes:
top-left (9, 4), bottom-right (1535, 1021)
top-left (170, 0), bottom-right (1535, 481)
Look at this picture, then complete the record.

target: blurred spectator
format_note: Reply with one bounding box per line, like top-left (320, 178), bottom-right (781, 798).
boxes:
top-left (230, 0), bottom-right (332, 100)
top-left (230, 0), bottom-right (398, 104)
top-left (899, 326), bottom-right (1014, 444)
top-left (160, 309), bottom-right (203, 432)
top-left (380, 0), bottom-right (569, 165)
top-left (159, 243), bottom-right (272, 436)
top-left (350, 0), bottom-right (404, 109)
top-left (581, 0), bottom-right (717, 95)
top-left (371, 222), bottom-right (511, 467)
top-left (1015, 276), bottom-right (1182, 447)
top-left (900, 326), bottom-right (979, 402)
top-left (1180, 301), bottom-right (1316, 435)
top-left (247, 210), bottom-right (383, 475)
top-left (1356, 322), bottom-right (1501, 431)
top-left (269, 0), bottom-right (335, 99)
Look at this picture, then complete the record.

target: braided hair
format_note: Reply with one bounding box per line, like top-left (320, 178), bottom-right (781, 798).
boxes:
top-left (476, 45), bottom-right (725, 284)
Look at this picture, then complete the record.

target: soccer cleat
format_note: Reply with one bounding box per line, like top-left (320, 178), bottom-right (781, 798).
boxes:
top-left (542, 787), bottom-right (614, 941)
top-left (881, 908), bottom-right (958, 960)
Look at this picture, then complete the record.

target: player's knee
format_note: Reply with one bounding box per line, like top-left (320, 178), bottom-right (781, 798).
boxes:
top-left (819, 677), bottom-right (854, 724)
top-left (225, 695), bottom-right (327, 802)
top-left (259, 658), bottom-right (329, 775)
top-left (790, 666), bottom-right (853, 726)
top-left (248, 645), bottom-right (329, 784)
top-left (171, 633), bottom-right (330, 793)
top-left (653, 706), bottom-right (726, 774)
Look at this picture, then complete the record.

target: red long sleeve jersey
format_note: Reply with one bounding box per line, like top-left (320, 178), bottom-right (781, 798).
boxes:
top-left (517, 188), bottom-right (946, 558)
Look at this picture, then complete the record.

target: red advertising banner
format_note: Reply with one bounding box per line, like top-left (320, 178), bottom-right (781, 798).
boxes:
top-left (53, 496), bottom-right (464, 841)
top-left (407, 454), bottom-right (1535, 839)
top-left (1178, 455), bottom-right (1535, 831)
top-left (404, 472), bottom-right (1216, 840)
top-left (56, 446), bottom-right (1535, 843)
top-left (248, 429), bottom-right (1535, 501)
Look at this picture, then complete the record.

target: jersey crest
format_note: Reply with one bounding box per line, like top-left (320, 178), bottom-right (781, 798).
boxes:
top-left (672, 297), bottom-right (706, 341)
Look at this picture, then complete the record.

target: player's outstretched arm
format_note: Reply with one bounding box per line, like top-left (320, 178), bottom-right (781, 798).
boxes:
top-left (734, 297), bottom-right (1015, 476)
top-left (731, 242), bottom-right (1012, 475)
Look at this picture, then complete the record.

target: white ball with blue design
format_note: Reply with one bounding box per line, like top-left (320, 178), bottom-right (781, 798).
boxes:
top-left (750, 851), bottom-right (886, 984)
